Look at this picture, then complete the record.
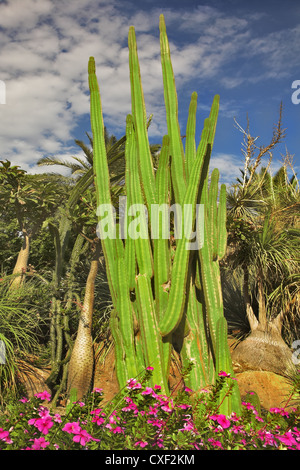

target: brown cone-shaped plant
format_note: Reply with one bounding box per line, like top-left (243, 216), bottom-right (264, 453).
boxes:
top-left (67, 241), bottom-right (100, 399)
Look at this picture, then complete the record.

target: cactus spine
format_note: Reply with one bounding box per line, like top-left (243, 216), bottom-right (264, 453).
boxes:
top-left (89, 14), bottom-right (241, 413)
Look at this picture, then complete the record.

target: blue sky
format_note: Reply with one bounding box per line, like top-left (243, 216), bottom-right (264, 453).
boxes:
top-left (0, 0), bottom-right (299, 185)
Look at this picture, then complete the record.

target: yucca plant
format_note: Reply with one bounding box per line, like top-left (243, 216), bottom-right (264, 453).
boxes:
top-left (0, 276), bottom-right (47, 404)
top-left (89, 15), bottom-right (241, 415)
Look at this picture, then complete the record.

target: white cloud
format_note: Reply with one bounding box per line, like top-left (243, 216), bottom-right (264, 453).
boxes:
top-left (210, 153), bottom-right (242, 185)
top-left (0, 0), bottom-right (298, 178)
top-left (0, 0), bottom-right (53, 29)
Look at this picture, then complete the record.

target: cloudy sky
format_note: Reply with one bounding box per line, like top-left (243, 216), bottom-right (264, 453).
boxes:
top-left (0, 0), bottom-right (299, 185)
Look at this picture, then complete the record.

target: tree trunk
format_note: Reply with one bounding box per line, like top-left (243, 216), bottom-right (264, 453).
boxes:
top-left (257, 266), bottom-right (267, 328)
top-left (242, 264), bottom-right (259, 330)
top-left (9, 230), bottom-right (30, 290)
top-left (67, 243), bottom-right (100, 399)
top-left (242, 265), bottom-right (251, 311)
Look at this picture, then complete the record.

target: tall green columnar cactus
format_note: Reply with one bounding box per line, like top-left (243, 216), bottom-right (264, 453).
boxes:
top-left (89, 14), bottom-right (241, 413)
top-left (216, 317), bottom-right (242, 416)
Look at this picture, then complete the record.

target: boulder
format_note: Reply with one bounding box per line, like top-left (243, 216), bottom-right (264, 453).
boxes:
top-left (231, 330), bottom-right (295, 377)
top-left (235, 370), bottom-right (295, 411)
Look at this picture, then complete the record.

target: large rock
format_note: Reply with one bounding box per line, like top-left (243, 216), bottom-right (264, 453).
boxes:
top-left (230, 314), bottom-right (296, 378)
top-left (235, 370), bottom-right (295, 411)
top-left (93, 345), bottom-right (184, 404)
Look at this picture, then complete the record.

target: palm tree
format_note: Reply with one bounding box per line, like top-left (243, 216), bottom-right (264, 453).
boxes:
top-left (37, 128), bottom-right (126, 179)
top-left (37, 124), bottom-right (160, 181)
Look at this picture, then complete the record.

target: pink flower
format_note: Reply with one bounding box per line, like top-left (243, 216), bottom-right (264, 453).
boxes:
top-left (147, 418), bottom-right (165, 429)
top-left (0, 428), bottom-right (12, 444)
top-left (108, 413), bottom-right (120, 424)
top-left (122, 402), bottom-right (138, 412)
top-left (34, 391), bottom-right (51, 402)
top-left (90, 408), bottom-right (104, 416)
top-left (72, 429), bottom-right (93, 446)
top-left (124, 396), bottom-right (133, 403)
top-left (126, 378), bottom-right (142, 390)
top-left (135, 440), bottom-right (148, 448)
top-left (54, 414), bottom-right (62, 423)
top-left (112, 426), bottom-right (124, 434)
top-left (184, 387), bottom-right (193, 393)
top-left (148, 405), bottom-right (159, 416)
top-left (154, 384), bottom-right (161, 391)
top-left (258, 430), bottom-right (278, 447)
top-left (209, 414), bottom-right (231, 429)
top-left (34, 416), bottom-right (53, 435)
top-left (90, 408), bottom-right (106, 425)
top-left (216, 414), bottom-right (231, 429)
top-left (154, 438), bottom-right (164, 448)
top-left (230, 412), bottom-right (240, 422)
top-left (161, 403), bottom-right (173, 413)
top-left (141, 387), bottom-right (154, 395)
top-left (177, 403), bottom-right (191, 410)
top-left (92, 416), bottom-right (105, 426)
top-left (126, 378), bottom-right (136, 388)
top-left (92, 388), bottom-right (103, 394)
top-left (255, 415), bottom-right (264, 422)
top-left (277, 432), bottom-right (298, 448)
top-left (62, 421), bottom-right (81, 434)
top-left (146, 366), bottom-right (154, 371)
top-left (38, 406), bottom-right (50, 418)
top-left (179, 420), bottom-right (195, 432)
top-left (208, 438), bottom-right (223, 449)
top-left (231, 425), bottom-right (245, 434)
top-left (159, 398), bottom-right (174, 412)
top-left (242, 401), bottom-right (256, 411)
top-left (30, 436), bottom-right (50, 450)
top-left (270, 407), bottom-right (289, 417)
top-left (218, 371), bottom-right (231, 377)
top-left (19, 397), bottom-right (29, 403)
top-left (28, 418), bottom-right (37, 426)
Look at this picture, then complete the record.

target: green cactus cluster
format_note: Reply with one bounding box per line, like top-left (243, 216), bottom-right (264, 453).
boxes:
top-left (88, 14), bottom-right (241, 413)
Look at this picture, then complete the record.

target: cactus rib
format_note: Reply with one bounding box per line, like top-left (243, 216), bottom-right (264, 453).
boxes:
top-left (159, 14), bottom-right (186, 205)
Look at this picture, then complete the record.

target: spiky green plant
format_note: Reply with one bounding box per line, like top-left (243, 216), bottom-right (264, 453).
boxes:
top-left (89, 14), bottom-right (240, 413)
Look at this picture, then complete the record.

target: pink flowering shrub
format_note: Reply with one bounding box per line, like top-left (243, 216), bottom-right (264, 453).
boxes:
top-left (0, 368), bottom-right (299, 450)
